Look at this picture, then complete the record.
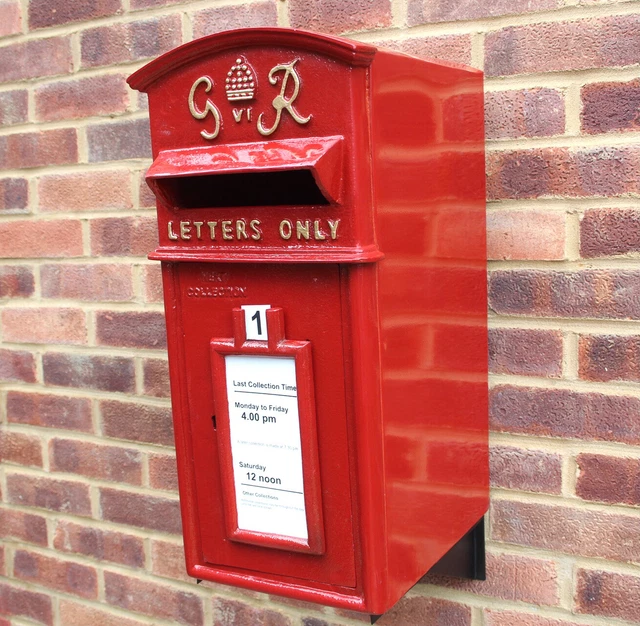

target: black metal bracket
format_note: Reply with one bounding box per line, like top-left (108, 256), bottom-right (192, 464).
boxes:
top-left (427, 517), bottom-right (486, 580)
top-left (368, 518), bottom-right (485, 623)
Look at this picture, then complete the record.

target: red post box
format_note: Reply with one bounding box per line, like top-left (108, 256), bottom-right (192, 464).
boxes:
top-left (128, 28), bottom-right (487, 616)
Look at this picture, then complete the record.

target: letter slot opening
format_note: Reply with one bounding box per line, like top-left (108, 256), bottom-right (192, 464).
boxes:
top-left (146, 135), bottom-right (344, 209)
top-left (156, 169), bottom-right (330, 209)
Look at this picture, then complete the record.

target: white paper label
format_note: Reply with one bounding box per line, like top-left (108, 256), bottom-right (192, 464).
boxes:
top-left (241, 305), bottom-right (270, 341)
top-left (225, 354), bottom-right (308, 540)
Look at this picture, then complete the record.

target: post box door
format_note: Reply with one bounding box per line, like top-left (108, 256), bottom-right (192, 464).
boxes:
top-left (175, 262), bottom-right (358, 588)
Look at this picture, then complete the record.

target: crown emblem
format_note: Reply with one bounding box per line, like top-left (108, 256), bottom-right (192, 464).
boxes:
top-left (225, 57), bottom-right (256, 102)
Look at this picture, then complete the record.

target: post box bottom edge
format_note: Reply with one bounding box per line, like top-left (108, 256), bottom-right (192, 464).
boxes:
top-left (189, 563), bottom-right (372, 611)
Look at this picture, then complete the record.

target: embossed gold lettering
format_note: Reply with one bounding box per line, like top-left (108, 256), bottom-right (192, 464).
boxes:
top-left (180, 221), bottom-right (192, 240)
top-left (279, 219), bottom-right (293, 240)
top-left (328, 219), bottom-right (340, 240)
top-left (296, 220), bottom-right (310, 240)
top-left (257, 60), bottom-right (311, 136)
top-left (314, 219), bottom-right (326, 240)
top-left (236, 220), bottom-right (248, 239)
top-left (168, 221), bottom-right (178, 241)
top-left (208, 221), bottom-right (218, 239)
top-left (249, 219), bottom-right (262, 241)
top-left (193, 221), bottom-right (204, 239)
top-left (221, 220), bottom-right (234, 240)
top-left (188, 76), bottom-right (222, 140)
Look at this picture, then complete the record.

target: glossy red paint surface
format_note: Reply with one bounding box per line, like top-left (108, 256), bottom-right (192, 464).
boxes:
top-left (128, 27), bottom-right (487, 615)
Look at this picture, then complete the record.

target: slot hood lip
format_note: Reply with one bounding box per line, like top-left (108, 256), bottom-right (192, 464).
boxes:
top-left (146, 135), bottom-right (344, 206)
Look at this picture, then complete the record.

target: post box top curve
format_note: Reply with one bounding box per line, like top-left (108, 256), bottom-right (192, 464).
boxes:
top-left (128, 28), bottom-right (378, 92)
top-left (127, 27), bottom-right (480, 92)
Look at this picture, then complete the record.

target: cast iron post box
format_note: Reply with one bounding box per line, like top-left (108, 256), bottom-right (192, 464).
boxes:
top-left (128, 28), bottom-right (488, 616)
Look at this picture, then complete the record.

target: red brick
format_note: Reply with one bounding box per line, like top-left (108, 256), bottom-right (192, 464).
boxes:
top-left (0, 349), bottom-right (36, 382)
top-left (0, 508), bottom-right (48, 546)
top-left (39, 170), bottom-right (132, 213)
top-left (105, 571), bottom-right (202, 624)
top-left (0, 177), bottom-right (28, 213)
top-left (488, 210), bottom-right (565, 260)
top-left (576, 568), bottom-right (640, 621)
top-left (289, 0), bottom-right (391, 34)
top-left (0, 431), bottom-right (43, 467)
top-left (90, 216), bottom-right (158, 256)
top-left (303, 619), bottom-right (353, 626)
top-left (0, 90), bottom-right (28, 126)
top-left (489, 269), bottom-right (640, 320)
top-left (80, 16), bottom-right (182, 68)
top-left (149, 452), bottom-right (178, 491)
top-left (35, 75), bottom-right (128, 122)
top-left (422, 551), bottom-right (558, 605)
top-left (490, 445), bottom-right (562, 494)
top-left (582, 79), bottom-right (640, 133)
top-left (41, 264), bottom-right (133, 302)
top-left (374, 597), bottom-right (470, 626)
top-left (0, 266), bottom-right (34, 297)
top-left (0, 545), bottom-right (4, 576)
top-left (97, 311), bottom-right (166, 349)
top-left (487, 146), bottom-right (640, 200)
top-left (143, 264), bottom-right (164, 303)
top-left (7, 392), bottom-right (92, 432)
top-left (43, 352), bottom-right (134, 393)
top-left (0, 220), bottom-right (82, 259)
top-left (143, 358), bottom-right (170, 397)
top-left (489, 328), bottom-right (562, 377)
top-left (579, 334), bottom-right (640, 382)
top-left (411, 0), bottom-right (557, 24)
top-left (29, 0), bottom-right (121, 29)
top-left (487, 16), bottom-right (640, 76)
top-left (0, 36), bottom-right (72, 83)
top-left (576, 453), bottom-right (640, 506)
top-left (101, 399), bottom-right (173, 446)
top-left (492, 499), bottom-right (640, 562)
top-left (0, 128), bottom-right (77, 169)
top-left (580, 208), bottom-right (640, 257)
top-left (14, 549), bottom-right (97, 599)
top-left (485, 610), bottom-right (582, 626)
top-left (193, 2), bottom-right (277, 38)
top-left (60, 600), bottom-right (151, 626)
top-left (87, 118), bottom-right (151, 162)
top-left (100, 487), bottom-right (181, 533)
top-left (0, 582), bottom-right (53, 625)
top-left (485, 88), bottom-right (565, 139)
top-left (54, 520), bottom-right (145, 567)
top-left (50, 439), bottom-right (142, 485)
top-left (131, 0), bottom-right (183, 7)
top-left (151, 539), bottom-right (189, 582)
top-left (7, 473), bottom-right (91, 516)
top-left (139, 174), bottom-right (156, 208)
top-left (0, 1), bottom-right (21, 36)
top-left (376, 34), bottom-right (472, 66)
top-left (491, 385), bottom-right (640, 444)
top-left (213, 598), bottom-right (293, 626)
top-left (2, 308), bottom-right (87, 344)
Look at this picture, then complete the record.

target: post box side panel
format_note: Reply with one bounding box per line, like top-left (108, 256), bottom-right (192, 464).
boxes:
top-left (370, 51), bottom-right (489, 605)
top-left (172, 262), bottom-right (358, 589)
top-left (142, 46), bottom-right (376, 260)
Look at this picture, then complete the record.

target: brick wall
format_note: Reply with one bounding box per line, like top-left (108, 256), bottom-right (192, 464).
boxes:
top-left (1, 0), bottom-right (639, 625)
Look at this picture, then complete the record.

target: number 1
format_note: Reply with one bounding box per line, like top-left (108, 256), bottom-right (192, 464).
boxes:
top-left (251, 310), bottom-right (262, 336)
top-left (241, 305), bottom-right (270, 340)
